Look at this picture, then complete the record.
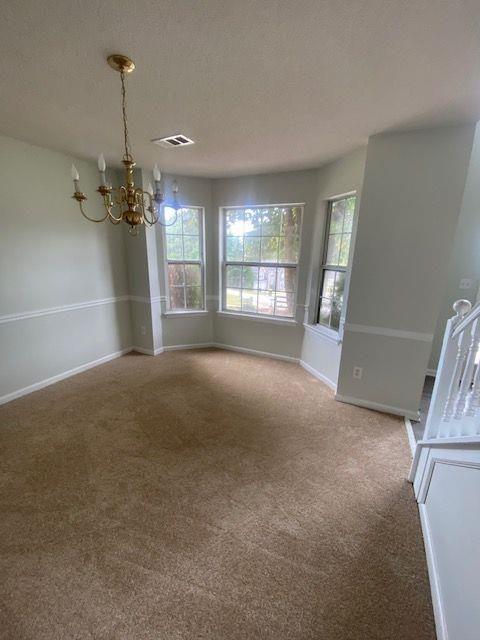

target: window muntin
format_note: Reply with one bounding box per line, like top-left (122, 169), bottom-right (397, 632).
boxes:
top-left (165, 206), bottom-right (205, 311)
top-left (222, 205), bottom-right (302, 318)
top-left (317, 195), bottom-right (356, 330)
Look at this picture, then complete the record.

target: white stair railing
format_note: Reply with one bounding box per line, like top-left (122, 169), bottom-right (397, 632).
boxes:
top-left (424, 299), bottom-right (480, 440)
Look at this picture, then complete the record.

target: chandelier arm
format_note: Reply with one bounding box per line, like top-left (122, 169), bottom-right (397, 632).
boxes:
top-left (108, 215), bottom-right (124, 225)
top-left (78, 200), bottom-right (110, 223)
top-left (114, 186), bottom-right (127, 207)
top-left (106, 201), bottom-right (124, 223)
top-left (161, 208), bottom-right (180, 228)
top-left (141, 190), bottom-right (159, 226)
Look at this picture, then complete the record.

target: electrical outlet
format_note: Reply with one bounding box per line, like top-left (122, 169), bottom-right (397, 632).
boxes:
top-left (353, 366), bottom-right (363, 380)
top-left (140, 325), bottom-right (146, 336)
top-left (459, 278), bottom-right (473, 290)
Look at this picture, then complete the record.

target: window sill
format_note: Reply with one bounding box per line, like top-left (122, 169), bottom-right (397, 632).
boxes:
top-left (163, 310), bottom-right (210, 318)
top-left (303, 323), bottom-right (342, 345)
top-left (217, 310), bottom-right (298, 326)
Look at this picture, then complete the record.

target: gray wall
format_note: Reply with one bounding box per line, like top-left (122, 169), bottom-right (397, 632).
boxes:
top-left (154, 173), bottom-right (215, 348)
top-left (301, 147), bottom-right (367, 386)
top-left (0, 134), bottom-right (132, 401)
top-left (337, 125), bottom-right (476, 417)
top-left (212, 169), bottom-right (318, 358)
top-left (429, 123), bottom-right (480, 372)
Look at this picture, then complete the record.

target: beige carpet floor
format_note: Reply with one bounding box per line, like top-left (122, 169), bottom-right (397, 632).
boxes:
top-left (0, 349), bottom-right (435, 639)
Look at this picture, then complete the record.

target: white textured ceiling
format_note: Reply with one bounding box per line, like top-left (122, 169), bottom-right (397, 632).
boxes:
top-left (1, 0), bottom-right (480, 177)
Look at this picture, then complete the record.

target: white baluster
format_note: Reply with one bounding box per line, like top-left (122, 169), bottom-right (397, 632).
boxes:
top-left (454, 317), bottom-right (480, 420)
top-left (442, 300), bottom-right (472, 426)
top-left (465, 338), bottom-right (480, 418)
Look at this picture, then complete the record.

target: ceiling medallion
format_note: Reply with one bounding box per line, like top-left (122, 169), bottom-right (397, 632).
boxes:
top-left (70, 54), bottom-right (179, 236)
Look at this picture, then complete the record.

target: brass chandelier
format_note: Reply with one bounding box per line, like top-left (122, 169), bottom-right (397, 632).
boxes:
top-left (70, 54), bottom-right (179, 236)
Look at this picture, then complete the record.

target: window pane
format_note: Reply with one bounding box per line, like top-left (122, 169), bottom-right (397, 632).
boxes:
top-left (331, 298), bottom-right (341, 329)
top-left (183, 236), bottom-right (200, 260)
top-left (339, 234), bottom-right (351, 266)
top-left (278, 236), bottom-right (299, 263)
top-left (319, 298), bottom-right (332, 325)
top-left (226, 236), bottom-right (244, 261)
top-left (164, 207), bottom-right (182, 233)
top-left (226, 265), bottom-right (242, 288)
top-left (244, 237), bottom-right (260, 262)
top-left (244, 209), bottom-right (262, 236)
top-left (257, 290), bottom-right (275, 315)
top-left (182, 209), bottom-right (200, 235)
top-left (326, 234), bottom-right (341, 265)
top-left (166, 234), bottom-right (183, 260)
top-left (330, 200), bottom-right (345, 233)
top-left (226, 210), bottom-right (244, 235)
top-left (261, 208), bottom-right (282, 236)
top-left (321, 270), bottom-right (336, 298)
top-left (242, 266), bottom-right (259, 289)
top-left (276, 267), bottom-right (296, 292)
top-left (281, 207), bottom-right (301, 237)
top-left (185, 264), bottom-right (201, 286)
top-left (333, 271), bottom-right (346, 300)
top-left (259, 266), bottom-right (276, 290)
top-left (170, 287), bottom-right (185, 310)
top-left (168, 263), bottom-right (185, 286)
top-left (226, 288), bottom-right (241, 310)
top-left (343, 197), bottom-right (355, 232)
top-left (241, 289), bottom-right (258, 312)
top-left (260, 237), bottom-right (279, 262)
top-left (185, 286), bottom-right (203, 309)
top-left (275, 291), bottom-right (295, 317)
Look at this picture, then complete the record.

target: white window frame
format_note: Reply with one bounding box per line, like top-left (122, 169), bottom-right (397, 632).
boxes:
top-left (219, 203), bottom-right (304, 322)
top-left (162, 205), bottom-right (207, 315)
top-left (315, 192), bottom-right (357, 338)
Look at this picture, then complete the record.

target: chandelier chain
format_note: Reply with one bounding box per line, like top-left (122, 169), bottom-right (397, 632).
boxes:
top-left (70, 55), bottom-right (180, 231)
top-left (120, 71), bottom-right (132, 161)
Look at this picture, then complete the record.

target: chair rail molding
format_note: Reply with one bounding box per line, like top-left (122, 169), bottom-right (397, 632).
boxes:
top-left (345, 322), bottom-right (433, 342)
top-left (0, 295), bottom-right (167, 324)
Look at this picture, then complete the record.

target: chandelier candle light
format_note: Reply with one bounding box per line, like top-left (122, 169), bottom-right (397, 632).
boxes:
top-left (70, 54), bottom-right (179, 236)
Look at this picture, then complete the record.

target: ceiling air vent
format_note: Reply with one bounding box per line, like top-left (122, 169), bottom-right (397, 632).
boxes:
top-left (152, 134), bottom-right (195, 148)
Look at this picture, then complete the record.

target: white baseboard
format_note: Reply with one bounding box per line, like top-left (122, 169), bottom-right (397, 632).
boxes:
top-left (213, 342), bottom-right (299, 363)
top-left (0, 342), bottom-right (298, 407)
top-left (299, 360), bottom-right (337, 391)
top-left (335, 393), bottom-right (420, 421)
top-left (426, 368), bottom-right (437, 378)
top-left (0, 347), bottom-right (132, 406)
top-left (418, 504), bottom-right (448, 640)
top-left (131, 346), bottom-right (164, 356)
top-left (163, 343), bottom-right (214, 351)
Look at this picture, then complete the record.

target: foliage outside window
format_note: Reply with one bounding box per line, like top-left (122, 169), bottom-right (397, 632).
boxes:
top-left (317, 195), bottom-right (356, 330)
top-left (165, 206), bottom-right (205, 311)
top-left (222, 205), bottom-right (302, 318)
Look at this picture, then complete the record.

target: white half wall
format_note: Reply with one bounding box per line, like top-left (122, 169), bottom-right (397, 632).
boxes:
top-left (414, 445), bottom-right (480, 640)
